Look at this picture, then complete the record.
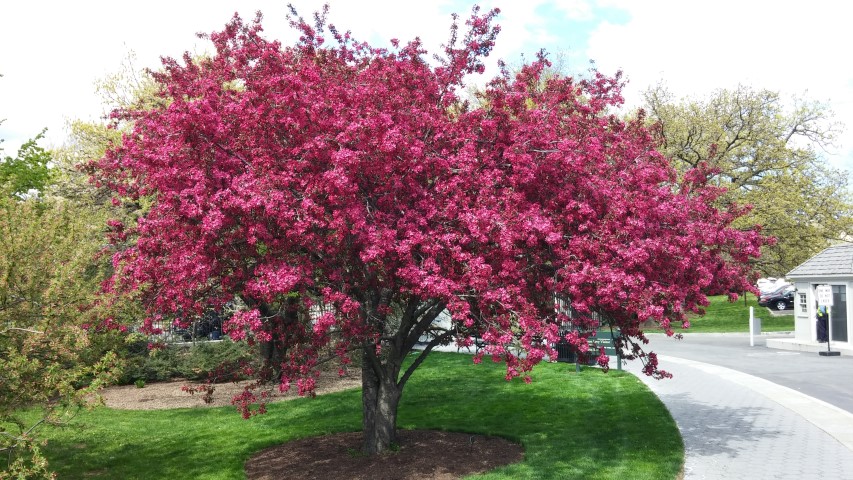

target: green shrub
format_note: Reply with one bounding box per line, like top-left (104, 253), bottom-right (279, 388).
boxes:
top-left (178, 340), bottom-right (254, 382)
top-left (119, 339), bottom-right (255, 385)
top-left (124, 347), bottom-right (181, 383)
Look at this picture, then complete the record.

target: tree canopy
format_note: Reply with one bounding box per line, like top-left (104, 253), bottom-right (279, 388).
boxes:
top-left (644, 84), bottom-right (852, 275)
top-left (0, 129), bottom-right (53, 197)
top-left (91, 7), bottom-right (765, 454)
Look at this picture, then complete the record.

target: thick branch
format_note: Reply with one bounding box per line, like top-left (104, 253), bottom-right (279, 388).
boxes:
top-left (362, 340), bottom-right (384, 379)
top-left (403, 301), bottom-right (446, 352)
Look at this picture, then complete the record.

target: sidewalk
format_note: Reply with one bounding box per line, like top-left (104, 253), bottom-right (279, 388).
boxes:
top-left (626, 355), bottom-right (853, 479)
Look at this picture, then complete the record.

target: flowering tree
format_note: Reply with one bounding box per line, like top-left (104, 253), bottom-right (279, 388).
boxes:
top-left (92, 7), bottom-right (765, 454)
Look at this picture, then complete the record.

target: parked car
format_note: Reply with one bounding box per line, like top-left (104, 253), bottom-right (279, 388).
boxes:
top-left (758, 285), bottom-right (795, 311)
top-left (173, 309), bottom-right (224, 342)
top-left (757, 277), bottom-right (776, 292)
top-left (757, 277), bottom-right (790, 294)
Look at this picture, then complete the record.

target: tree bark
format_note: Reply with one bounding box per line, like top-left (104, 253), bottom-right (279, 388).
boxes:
top-left (361, 348), bottom-right (403, 455)
top-left (253, 299), bottom-right (296, 382)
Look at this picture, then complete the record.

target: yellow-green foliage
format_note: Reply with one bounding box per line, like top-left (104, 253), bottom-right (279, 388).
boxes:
top-left (644, 84), bottom-right (852, 276)
top-left (0, 193), bottom-right (122, 477)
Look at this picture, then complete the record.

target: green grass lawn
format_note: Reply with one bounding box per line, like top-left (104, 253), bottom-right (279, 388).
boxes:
top-left (681, 293), bottom-right (794, 333)
top-left (31, 353), bottom-right (683, 479)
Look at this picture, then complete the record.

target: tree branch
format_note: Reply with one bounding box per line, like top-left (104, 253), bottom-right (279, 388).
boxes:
top-left (0, 326), bottom-right (44, 335)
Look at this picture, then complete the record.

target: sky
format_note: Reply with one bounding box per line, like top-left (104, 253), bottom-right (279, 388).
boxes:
top-left (1, 0), bottom-right (851, 176)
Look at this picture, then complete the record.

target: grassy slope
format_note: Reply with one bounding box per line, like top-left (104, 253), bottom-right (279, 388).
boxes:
top-left (33, 353), bottom-right (683, 480)
top-left (681, 293), bottom-right (794, 333)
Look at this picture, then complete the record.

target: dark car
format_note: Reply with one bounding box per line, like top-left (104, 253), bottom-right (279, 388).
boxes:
top-left (172, 308), bottom-right (224, 342)
top-left (758, 285), bottom-right (795, 311)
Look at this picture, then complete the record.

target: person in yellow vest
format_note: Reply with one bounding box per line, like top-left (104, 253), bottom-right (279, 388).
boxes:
top-left (816, 305), bottom-right (829, 342)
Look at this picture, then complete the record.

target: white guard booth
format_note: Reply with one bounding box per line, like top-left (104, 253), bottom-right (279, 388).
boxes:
top-left (784, 244), bottom-right (852, 347)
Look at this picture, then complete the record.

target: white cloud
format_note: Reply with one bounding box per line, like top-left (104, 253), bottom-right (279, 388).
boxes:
top-left (551, 0), bottom-right (595, 20)
top-left (1, 0), bottom-right (851, 177)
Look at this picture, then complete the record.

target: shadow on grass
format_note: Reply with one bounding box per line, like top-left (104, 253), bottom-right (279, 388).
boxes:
top-left (40, 392), bottom-right (363, 480)
top-left (399, 356), bottom-right (682, 480)
top-left (39, 353), bottom-right (682, 480)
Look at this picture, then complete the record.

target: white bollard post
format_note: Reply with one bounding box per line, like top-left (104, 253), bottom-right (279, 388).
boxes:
top-left (749, 306), bottom-right (755, 347)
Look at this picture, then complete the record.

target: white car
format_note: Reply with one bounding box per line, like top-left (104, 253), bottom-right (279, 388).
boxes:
top-left (757, 277), bottom-right (790, 294)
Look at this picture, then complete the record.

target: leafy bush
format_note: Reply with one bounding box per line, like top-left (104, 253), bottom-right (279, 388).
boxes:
top-left (119, 339), bottom-right (254, 384)
top-left (122, 346), bottom-right (180, 383)
top-left (178, 341), bottom-right (254, 382)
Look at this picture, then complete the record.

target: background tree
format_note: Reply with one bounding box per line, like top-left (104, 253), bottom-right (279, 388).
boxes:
top-left (91, 7), bottom-right (765, 455)
top-left (0, 130), bottom-right (53, 197)
top-left (0, 79), bottom-right (137, 477)
top-left (644, 84), bottom-right (852, 276)
top-left (0, 169), bottom-right (127, 478)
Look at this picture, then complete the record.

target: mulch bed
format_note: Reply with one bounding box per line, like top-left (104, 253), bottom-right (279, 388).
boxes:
top-left (245, 429), bottom-right (525, 480)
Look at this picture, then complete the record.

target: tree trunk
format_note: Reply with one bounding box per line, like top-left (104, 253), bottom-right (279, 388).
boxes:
top-left (254, 299), bottom-right (295, 382)
top-left (361, 350), bottom-right (403, 455)
top-left (358, 297), bottom-right (446, 455)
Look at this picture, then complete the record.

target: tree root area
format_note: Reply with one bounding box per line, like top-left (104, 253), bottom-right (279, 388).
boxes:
top-left (245, 429), bottom-right (524, 480)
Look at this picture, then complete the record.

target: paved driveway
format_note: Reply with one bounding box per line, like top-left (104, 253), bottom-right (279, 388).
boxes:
top-left (624, 349), bottom-right (853, 479)
top-left (641, 332), bottom-right (853, 414)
